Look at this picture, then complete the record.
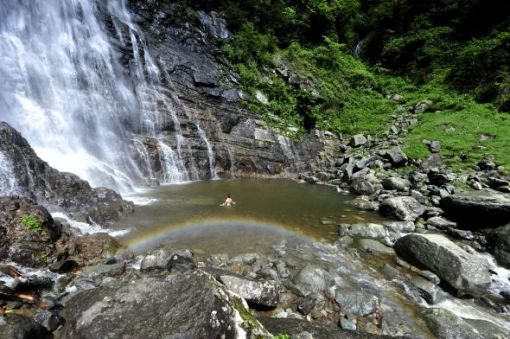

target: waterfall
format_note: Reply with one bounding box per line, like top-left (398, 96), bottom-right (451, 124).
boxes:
top-left (158, 140), bottom-right (188, 183)
top-left (132, 139), bottom-right (155, 179)
top-left (0, 151), bottom-right (19, 195)
top-left (0, 0), bottom-right (217, 191)
top-left (163, 76), bottom-right (218, 179)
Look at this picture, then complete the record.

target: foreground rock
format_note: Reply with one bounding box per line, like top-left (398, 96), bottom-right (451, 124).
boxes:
top-left (0, 122), bottom-right (133, 224)
top-left (441, 193), bottom-right (510, 228)
top-left (395, 234), bottom-right (491, 296)
top-left (58, 271), bottom-right (267, 338)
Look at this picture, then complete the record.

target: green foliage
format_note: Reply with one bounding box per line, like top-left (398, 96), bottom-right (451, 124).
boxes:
top-left (273, 334), bottom-right (290, 339)
top-left (226, 32), bottom-right (394, 135)
top-left (20, 215), bottom-right (43, 233)
top-left (211, 0), bottom-right (510, 169)
top-left (449, 30), bottom-right (510, 111)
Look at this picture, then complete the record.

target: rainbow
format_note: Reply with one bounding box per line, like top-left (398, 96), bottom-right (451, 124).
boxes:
top-left (120, 216), bottom-right (325, 254)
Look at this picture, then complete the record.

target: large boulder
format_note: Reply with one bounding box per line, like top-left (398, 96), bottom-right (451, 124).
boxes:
top-left (350, 134), bottom-right (367, 147)
top-left (488, 224), bottom-right (510, 268)
top-left (58, 271), bottom-right (266, 338)
top-left (0, 197), bottom-right (60, 267)
top-left (379, 197), bottom-right (424, 221)
top-left (0, 122), bottom-right (134, 224)
top-left (440, 193), bottom-right (510, 228)
top-left (394, 234), bottom-right (491, 296)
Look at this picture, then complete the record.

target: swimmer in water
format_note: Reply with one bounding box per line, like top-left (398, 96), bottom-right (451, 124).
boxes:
top-left (220, 194), bottom-right (235, 207)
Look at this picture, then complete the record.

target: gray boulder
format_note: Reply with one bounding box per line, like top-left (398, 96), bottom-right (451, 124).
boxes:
top-left (441, 193), bottom-right (510, 227)
top-left (382, 221), bottom-right (416, 233)
top-left (219, 275), bottom-right (279, 308)
top-left (350, 172), bottom-right (382, 195)
top-left (394, 234), bottom-right (491, 296)
top-left (140, 248), bottom-right (170, 271)
top-left (427, 216), bottom-right (457, 230)
top-left (350, 134), bottom-right (367, 147)
top-left (421, 154), bottom-right (442, 169)
top-left (357, 239), bottom-right (395, 255)
top-left (382, 177), bottom-right (411, 191)
top-left (379, 197), bottom-right (424, 221)
top-left (339, 223), bottom-right (389, 240)
top-left (429, 141), bottom-right (441, 153)
top-left (293, 265), bottom-right (333, 295)
top-left (383, 147), bottom-right (408, 167)
top-left (335, 289), bottom-right (380, 316)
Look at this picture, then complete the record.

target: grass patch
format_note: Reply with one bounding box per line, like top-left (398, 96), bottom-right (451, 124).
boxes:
top-left (405, 104), bottom-right (510, 171)
top-left (19, 215), bottom-right (44, 233)
top-left (381, 72), bottom-right (510, 171)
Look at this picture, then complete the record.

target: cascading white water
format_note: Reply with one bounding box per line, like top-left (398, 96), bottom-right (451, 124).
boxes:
top-left (0, 151), bottom-right (19, 195)
top-left (158, 140), bottom-right (188, 183)
top-left (108, 1), bottom-right (208, 183)
top-left (0, 0), bottom-right (219, 191)
top-left (133, 139), bottom-right (155, 179)
top-left (0, 0), bottom-right (146, 192)
top-left (163, 77), bottom-right (218, 179)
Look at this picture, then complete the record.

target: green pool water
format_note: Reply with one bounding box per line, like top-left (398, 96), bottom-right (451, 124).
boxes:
top-left (116, 178), bottom-right (386, 255)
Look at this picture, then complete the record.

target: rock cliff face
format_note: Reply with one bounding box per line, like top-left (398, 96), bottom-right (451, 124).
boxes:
top-left (122, 2), bottom-right (333, 180)
top-left (0, 122), bottom-right (134, 224)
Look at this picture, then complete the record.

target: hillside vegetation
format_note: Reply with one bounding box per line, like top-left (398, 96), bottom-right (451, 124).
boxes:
top-left (179, 0), bottom-right (510, 170)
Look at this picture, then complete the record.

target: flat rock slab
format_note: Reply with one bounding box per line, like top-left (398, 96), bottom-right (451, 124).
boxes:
top-left (441, 193), bottom-right (510, 228)
top-left (395, 233), bottom-right (491, 296)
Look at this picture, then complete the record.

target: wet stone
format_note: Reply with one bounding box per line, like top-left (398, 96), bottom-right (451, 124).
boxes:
top-left (219, 274), bottom-right (279, 308)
